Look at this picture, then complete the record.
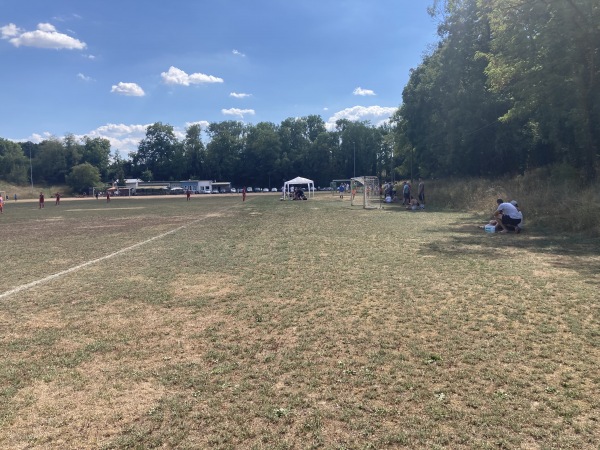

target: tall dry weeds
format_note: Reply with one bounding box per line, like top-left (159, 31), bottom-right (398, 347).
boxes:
top-left (426, 166), bottom-right (600, 236)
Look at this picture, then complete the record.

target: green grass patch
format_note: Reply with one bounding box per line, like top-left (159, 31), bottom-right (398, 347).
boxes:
top-left (0, 193), bottom-right (598, 448)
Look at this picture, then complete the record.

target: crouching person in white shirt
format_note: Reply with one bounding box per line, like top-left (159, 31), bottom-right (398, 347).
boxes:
top-left (494, 198), bottom-right (522, 233)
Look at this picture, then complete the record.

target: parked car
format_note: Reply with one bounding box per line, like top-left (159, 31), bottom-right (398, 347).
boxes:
top-left (230, 188), bottom-right (237, 193)
top-left (271, 188), bottom-right (278, 192)
top-left (246, 187), bottom-right (253, 192)
top-left (211, 189), bottom-right (219, 194)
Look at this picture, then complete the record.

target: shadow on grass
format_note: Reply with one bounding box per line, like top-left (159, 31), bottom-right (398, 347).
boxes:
top-left (420, 213), bottom-right (600, 280)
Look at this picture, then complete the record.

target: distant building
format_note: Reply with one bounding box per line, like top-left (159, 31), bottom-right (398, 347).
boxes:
top-left (121, 179), bottom-right (231, 195)
top-left (180, 180), bottom-right (212, 193)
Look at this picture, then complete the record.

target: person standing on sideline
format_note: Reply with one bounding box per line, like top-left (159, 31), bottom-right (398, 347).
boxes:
top-left (55, 192), bottom-right (61, 205)
top-left (242, 187), bottom-right (246, 202)
top-left (0, 194), bottom-right (4, 214)
top-left (39, 192), bottom-right (45, 209)
top-left (339, 183), bottom-right (345, 199)
top-left (106, 191), bottom-right (111, 202)
top-left (418, 178), bottom-right (425, 205)
top-left (14, 193), bottom-right (17, 202)
top-left (186, 189), bottom-right (191, 201)
top-left (402, 182), bottom-right (410, 205)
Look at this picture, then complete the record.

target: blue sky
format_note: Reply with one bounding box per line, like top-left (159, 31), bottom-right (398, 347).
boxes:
top-left (1, 0), bottom-right (438, 156)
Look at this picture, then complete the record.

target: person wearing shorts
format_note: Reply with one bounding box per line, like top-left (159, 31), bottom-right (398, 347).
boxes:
top-left (39, 192), bottom-right (45, 209)
top-left (494, 198), bottom-right (522, 233)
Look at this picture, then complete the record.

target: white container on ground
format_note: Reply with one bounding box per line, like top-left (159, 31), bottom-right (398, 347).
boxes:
top-left (484, 224), bottom-right (496, 233)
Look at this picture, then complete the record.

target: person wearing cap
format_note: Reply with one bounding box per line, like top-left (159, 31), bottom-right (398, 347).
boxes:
top-left (494, 198), bottom-right (522, 233)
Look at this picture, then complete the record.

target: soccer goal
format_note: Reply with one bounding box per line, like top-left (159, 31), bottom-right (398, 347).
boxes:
top-left (350, 176), bottom-right (381, 209)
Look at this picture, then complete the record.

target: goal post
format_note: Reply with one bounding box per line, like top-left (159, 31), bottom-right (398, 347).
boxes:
top-left (350, 176), bottom-right (381, 209)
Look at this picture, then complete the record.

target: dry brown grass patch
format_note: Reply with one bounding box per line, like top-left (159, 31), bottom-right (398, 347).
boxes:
top-left (5, 378), bottom-right (164, 449)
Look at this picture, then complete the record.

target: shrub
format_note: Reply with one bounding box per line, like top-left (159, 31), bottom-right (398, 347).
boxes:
top-left (426, 166), bottom-right (600, 236)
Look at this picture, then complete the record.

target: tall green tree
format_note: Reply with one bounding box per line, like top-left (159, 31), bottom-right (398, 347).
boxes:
top-left (107, 151), bottom-right (126, 185)
top-left (205, 121), bottom-right (245, 182)
top-left (66, 163), bottom-right (101, 194)
top-left (483, 0), bottom-right (600, 179)
top-left (279, 117), bottom-right (311, 176)
top-left (62, 133), bottom-right (83, 170)
top-left (242, 122), bottom-right (281, 187)
top-left (33, 138), bottom-right (71, 184)
top-left (400, 0), bottom-right (527, 177)
top-left (0, 138), bottom-right (29, 184)
top-left (81, 137), bottom-right (111, 178)
top-left (133, 122), bottom-right (180, 180)
top-left (183, 124), bottom-right (206, 179)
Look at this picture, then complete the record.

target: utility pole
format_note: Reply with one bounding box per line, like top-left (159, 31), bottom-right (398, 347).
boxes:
top-left (353, 141), bottom-right (356, 178)
top-left (29, 147), bottom-right (34, 194)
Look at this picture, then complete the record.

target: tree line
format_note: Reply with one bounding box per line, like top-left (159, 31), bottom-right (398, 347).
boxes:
top-left (0, 117), bottom-right (394, 193)
top-left (395, 0), bottom-right (599, 181)
top-left (1, 0), bottom-right (597, 191)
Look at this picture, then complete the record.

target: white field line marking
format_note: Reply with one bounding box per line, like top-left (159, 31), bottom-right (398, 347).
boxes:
top-left (65, 207), bottom-right (146, 212)
top-left (0, 207), bottom-right (236, 300)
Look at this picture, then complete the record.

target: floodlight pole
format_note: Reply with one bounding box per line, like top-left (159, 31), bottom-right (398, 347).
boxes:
top-left (29, 146), bottom-right (34, 194)
top-left (391, 147), bottom-right (394, 184)
top-left (410, 147), bottom-right (414, 184)
top-left (353, 142), bottom-right (356, 178)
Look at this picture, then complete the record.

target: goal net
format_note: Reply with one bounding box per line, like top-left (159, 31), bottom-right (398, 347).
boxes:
top-left (350, 176), bottom-right (381, 209)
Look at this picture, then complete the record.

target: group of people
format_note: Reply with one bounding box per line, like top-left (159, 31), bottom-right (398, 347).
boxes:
top-left (292, 188), bottom-right (307, 200)
top-left (381, 179), bottom-right (425, 208)
top-left (37, 192), bottom-right (62, 208)
top-left (486, 198), bottom-right (523, 233)
top-left (401, 179), bottom-right (425, 205)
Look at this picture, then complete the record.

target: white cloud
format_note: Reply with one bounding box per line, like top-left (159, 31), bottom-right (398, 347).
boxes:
top-left (185, 120), bottom-right (210, 129)
top-left (221, 108), bottom-right (255, 118)
top-left (232, 49), bottom-right (246, 57)
top-left (81, 123), bottom-right (150, 156)
top-left (229, 92), bottom-right (251, 99)
top-left (353, 87), bottom-right (376, 96)
top-left (85, 122), bottom-right (211, 155)
top-left (1, 23), bottom-right (21, 38)
top-left (1, 22), bottom-right (86, 50)
top-left (111, 82), bottom-right (145, 97)
top-left (23, 131), bottom-right (54, 143)
top-left (325, 105), bottom-right (397, 131)
top-left (52, 13), bottom-right (83, 23)
top-left (161, 66), bottom-right (224, 86)
top-left (77, 72), bottom-right (93, 82)
top-left (14, 121), bottom-right (212, 158)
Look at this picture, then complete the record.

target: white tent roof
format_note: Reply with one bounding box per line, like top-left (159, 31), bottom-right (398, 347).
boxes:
top-left (285, 176), bottom-right (313, 185)
top-left (283, 176), bottom-right (315, 198)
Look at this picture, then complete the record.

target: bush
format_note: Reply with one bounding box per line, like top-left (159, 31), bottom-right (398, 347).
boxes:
top-left (426, 166), bottom-right (600, 236)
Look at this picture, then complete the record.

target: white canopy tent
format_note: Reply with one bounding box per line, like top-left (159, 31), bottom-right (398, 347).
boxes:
top-left (283, 176), bottom-right (315, 199)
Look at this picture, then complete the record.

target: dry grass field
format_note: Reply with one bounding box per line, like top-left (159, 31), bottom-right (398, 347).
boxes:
top-left (0, 192), bottom-right (598, 449)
